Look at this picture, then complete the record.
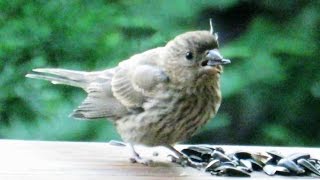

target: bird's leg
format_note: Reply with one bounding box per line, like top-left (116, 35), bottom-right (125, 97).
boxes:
top-left (128, 143), bottom-right (153, 166)
top-left (165, 145), bottom-right (204, 169)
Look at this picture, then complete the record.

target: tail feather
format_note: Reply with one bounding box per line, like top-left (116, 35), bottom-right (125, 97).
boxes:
top-left (26, 68), bottom-right (90, 89)
top-left (26, 67), bottom-right (127, 120)
top-left (32, 68), bottom-right (87, 81)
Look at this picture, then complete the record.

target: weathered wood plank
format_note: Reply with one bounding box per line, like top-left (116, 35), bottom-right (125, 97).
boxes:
top-left (0, 140), bottom-right (319, 179)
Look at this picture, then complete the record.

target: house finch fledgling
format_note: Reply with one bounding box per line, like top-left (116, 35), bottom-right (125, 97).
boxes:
top-left (26, 21), bottom-right (230, 166)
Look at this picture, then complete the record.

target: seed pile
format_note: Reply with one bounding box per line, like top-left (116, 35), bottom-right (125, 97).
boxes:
top-left (180, 146), bottom-right (320, 177)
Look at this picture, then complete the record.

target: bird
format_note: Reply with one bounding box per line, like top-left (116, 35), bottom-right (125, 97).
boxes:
top-left (26, 20), bottom-right (231, 166)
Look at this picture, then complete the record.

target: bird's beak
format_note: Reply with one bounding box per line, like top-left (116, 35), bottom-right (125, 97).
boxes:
top-left (205, 49), bottom-right (231, 66)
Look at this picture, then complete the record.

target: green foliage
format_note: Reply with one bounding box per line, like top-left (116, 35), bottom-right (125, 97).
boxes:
top-left (0, 0), bottom-right (319, 146)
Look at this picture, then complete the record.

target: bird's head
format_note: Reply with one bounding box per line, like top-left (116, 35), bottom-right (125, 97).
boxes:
top-left (162, 21), bottom-right (230, 86)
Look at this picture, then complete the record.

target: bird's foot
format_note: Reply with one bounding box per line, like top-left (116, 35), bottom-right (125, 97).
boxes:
top-left (168, 154), bottom-right (189, 166)
top-left (128, 143), bottom-right (153, 166)
top-left (165, 145), bottom-right (205, 169)
top-left (129, 154), bottom-right (153, 166)
top-left (168, 154), bottom-right (205, 169)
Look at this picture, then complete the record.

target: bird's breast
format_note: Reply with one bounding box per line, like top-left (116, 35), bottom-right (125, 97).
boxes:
top-left (115, 83), bottom-right (221, 146)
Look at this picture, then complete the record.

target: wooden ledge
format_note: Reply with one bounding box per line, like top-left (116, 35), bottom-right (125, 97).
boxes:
top-left (0, 140), bottom-right (319, 180)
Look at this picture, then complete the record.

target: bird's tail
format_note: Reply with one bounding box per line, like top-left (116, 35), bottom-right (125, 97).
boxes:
top-left (26, 68), bottom-right (92, 90)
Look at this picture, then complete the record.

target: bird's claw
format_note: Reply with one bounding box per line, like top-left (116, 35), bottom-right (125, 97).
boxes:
top-left (168, 154), bottom-right (189, 167)
top-left (168, 154), bottom-right (205, 169)
top-left (130, 155), bottom-right (153, 166)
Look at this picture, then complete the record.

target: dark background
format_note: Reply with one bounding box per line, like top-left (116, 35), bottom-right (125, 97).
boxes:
top-left (1, 0), bottom-right (319, 146)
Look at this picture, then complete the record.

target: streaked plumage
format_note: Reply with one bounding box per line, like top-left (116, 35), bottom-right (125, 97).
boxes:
top-left (26, 28), bottom-right (230, 165)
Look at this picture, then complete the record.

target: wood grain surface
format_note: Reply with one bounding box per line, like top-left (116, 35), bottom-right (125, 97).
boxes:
top-left (0, 140), bottom-right (319, 180)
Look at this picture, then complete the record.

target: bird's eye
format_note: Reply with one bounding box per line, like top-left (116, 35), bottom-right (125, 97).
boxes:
top-left (186, 51), bottom-right (193, 60)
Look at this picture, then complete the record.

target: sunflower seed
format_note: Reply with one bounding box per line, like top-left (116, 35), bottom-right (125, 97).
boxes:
top-left (205, 159), bottom-right (221, 171)
top-left (278, 158), bottom-right (305, 174)
top-left (215, 166), bottom-right (251, 177)
top-left (298, 158), bottom-right (320, 176)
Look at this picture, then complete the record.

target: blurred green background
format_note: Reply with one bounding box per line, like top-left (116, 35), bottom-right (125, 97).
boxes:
top-left (0, 0), bottom-right (319, 146)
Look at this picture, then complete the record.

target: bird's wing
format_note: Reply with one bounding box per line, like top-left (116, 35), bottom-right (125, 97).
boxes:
top-left (72, 47), bottom-right (168, 118)
top-left (111, 48), bottom-right (169, 110)
top-left (70, 67), bottom-right (130, 119)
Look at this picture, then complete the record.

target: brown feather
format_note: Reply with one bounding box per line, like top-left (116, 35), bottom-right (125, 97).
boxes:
top-left (26, 30), bottom-right (227, 148)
